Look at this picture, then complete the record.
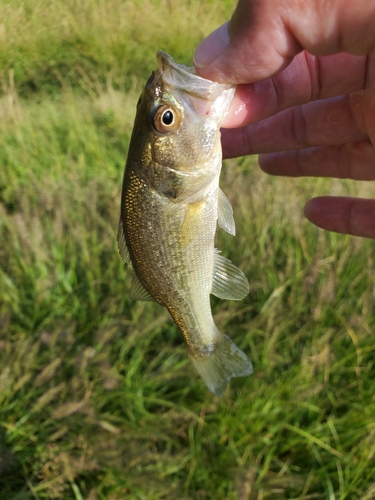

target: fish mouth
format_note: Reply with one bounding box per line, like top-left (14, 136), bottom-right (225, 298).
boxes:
top-left (154, 51), bottom-right (233, 102)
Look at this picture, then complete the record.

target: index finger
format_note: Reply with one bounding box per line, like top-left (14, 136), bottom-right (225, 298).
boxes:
top-left (223, 52), bottom-right (368, 128)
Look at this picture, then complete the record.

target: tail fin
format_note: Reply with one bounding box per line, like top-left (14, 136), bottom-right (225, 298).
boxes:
top-left (189, 333), bottom-right (253, 397)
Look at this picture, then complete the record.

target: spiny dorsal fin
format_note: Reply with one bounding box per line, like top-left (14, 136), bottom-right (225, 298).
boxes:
top-left (117, 219), bottom-right (130, 264)
top-left (218, 189), bottom-right (235, 236)
top-left (211, 250), bottom-right (249, 300)
top-left (130, 273), bottom-right (155, 302)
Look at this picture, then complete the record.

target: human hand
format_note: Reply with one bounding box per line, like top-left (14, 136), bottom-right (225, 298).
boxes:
top-left (194, 0), bottom-right (375, 238)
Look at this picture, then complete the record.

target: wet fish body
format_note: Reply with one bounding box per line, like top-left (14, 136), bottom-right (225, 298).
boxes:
top-left (118, 52), bottom-right (252, 397)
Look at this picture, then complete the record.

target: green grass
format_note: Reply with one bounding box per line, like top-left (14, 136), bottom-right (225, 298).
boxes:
top-left (1, 0), bottom-right (375, 498)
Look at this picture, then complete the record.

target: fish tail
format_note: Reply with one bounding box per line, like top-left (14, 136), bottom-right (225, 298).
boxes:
top-left (189, 332), bottom-right (253, 397)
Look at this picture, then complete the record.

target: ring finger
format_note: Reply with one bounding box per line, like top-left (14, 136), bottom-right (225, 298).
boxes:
top-left (259, 141), bottom-right (375, 180)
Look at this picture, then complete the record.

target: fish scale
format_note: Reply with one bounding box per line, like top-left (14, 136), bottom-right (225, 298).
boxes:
top-left (118, 51), bottom-right (253, 397)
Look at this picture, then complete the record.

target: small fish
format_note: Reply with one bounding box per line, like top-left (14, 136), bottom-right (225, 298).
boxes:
top-left (117, 51), bottom-right (253, 397)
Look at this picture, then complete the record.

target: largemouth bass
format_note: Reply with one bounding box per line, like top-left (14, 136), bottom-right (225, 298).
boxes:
top-left (118, 51), bottom-right (253, 397)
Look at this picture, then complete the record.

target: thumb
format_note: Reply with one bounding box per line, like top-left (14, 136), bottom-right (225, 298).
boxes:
top-left (193, 0), bottom-right (301, 84)
top-left (194, 0), bottom-right (375, 84)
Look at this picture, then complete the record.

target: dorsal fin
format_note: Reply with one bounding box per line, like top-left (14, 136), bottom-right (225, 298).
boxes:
top-left (218, 189), bottom-right (235, 236)
top-left (211, 250), bottom-right (249, 300)
top-left (117, 219), bottom-right (130, 264)
top-left (117, 219), bottom-right (154, 301)
top-left (130, 274), bottom-right (155, 301)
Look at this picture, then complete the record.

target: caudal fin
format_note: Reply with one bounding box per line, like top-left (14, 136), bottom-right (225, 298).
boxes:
top-left (189, 333), bottom-right (253, 397)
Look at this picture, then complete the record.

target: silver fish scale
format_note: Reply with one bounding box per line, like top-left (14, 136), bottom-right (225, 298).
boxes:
top-left (123, 168), bottom-right (219, 353)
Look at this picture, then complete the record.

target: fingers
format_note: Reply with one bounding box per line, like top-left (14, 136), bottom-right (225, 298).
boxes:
top-left (221, 94), bottom-right (368, 158)
top-left (194, 0), bottom-right (375, 84)
top-left (223, 53), bottom-right (368, 128)
top-left (304, 197), bottom-right (375, 238)
top-left (259, 142), bottom-right (375, 180)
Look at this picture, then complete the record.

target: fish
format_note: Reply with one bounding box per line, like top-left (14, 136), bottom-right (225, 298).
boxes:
top-left (117, 51), bottom-right (253, 397)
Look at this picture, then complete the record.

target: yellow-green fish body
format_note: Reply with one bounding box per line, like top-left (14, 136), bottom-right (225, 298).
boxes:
top-left (118, 52), bottom-right (252, 396)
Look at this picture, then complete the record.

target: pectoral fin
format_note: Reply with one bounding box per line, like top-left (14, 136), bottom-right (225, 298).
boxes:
top-left (211, 250), bottom-right (249, 300)
top-left (130, 274), bottom-right (155, 302)
top-left (218, 189), bottom-right (235, 236)
top-left (117, 220), bottom-right (130, 264)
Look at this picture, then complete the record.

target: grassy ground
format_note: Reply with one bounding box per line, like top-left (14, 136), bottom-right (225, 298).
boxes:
top-left (1, 0), bottom-right (375, 498)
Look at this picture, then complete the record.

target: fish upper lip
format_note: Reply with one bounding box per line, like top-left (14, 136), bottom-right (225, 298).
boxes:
top-left (157, 50), bottom-right (197, 81)
top-left (156, 50), bottom-right (233, 100)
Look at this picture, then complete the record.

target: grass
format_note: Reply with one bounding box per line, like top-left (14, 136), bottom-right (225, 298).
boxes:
top-left (1, 0), bottom-right (375, 498)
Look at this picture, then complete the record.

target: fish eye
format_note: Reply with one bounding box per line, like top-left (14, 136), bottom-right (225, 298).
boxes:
top-left (162, 110), bottom-right (173, 125)
top-left (152, 105), bottom-right (181, 133)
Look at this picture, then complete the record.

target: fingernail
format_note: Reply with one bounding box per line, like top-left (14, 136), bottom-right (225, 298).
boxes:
top-left (194, 23), bottom-right (230, 69)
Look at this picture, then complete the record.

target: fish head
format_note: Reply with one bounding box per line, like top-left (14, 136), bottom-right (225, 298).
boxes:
top-left (131, 51), bottom-right (235, 179)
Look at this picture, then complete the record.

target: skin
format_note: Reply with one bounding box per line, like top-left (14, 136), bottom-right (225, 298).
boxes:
top-left (194, 0), bottom-right (375, 239)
